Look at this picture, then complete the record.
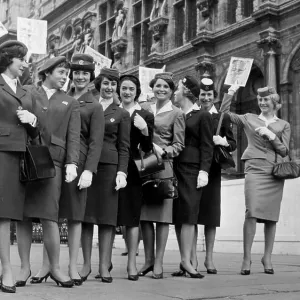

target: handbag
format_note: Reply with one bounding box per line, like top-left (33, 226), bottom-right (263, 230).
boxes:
top-left (142, 158), bottom-right (178, 203)
top-left (134, 146), bottom-right (165, 178)
top-left (20, 135), bottom-right (56, 182)
top-left (213, 112), bottom-right (235, 170)
top-left (272, 153), bottom-right (300, 180)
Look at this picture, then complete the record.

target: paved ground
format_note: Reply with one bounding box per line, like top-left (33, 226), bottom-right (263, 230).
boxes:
top-left (2, 244), bottom-right (300, 299)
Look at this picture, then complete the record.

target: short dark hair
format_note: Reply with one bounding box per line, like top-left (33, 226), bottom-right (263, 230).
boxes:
top-left (119, 75), bottom-right (141, 102)
top-left (69, 69), bottom-right (95, 82)
top-left (39, 61), bottom-right (70, 82)
top-left (0, 44), bottom-right (28, 73)
top-left (149, 77), bottom-right (175, 92)
top-left (94, 73), bottom-right (120, 94)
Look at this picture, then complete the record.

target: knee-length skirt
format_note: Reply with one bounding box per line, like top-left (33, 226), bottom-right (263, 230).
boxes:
top-left (140, 160), bottom-right (174, 224)
top-left (173, 162), bottom-right (203, 225)
top-left (244, 158), bottom-right (285, 223)
top-left (84, 163), bottom-right (118, 226)
top-left (23, 166), bottom-right (62, 222)
top-left (0, 152), bottom-right (26, 220)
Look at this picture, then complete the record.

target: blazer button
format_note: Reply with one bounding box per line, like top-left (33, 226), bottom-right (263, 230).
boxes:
top-left (42, 107), bottom-right (48, 111)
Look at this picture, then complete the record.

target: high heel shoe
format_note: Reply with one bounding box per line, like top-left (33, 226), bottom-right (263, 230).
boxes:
top-left (171, 263), bottom-right (186, 277)
top-left (101, 276), bottom-right (113, 283)
top-left (0, 275), bottom-right (16, 293)
top-left (80, 269), bottom-right (91, 282)
top-left (128, 274), bottom-right (139, 281)
top-left (240, 261), bottom-right (252, 275)
top-left (138, 265), bottom-right (154, 276)
top-left (30, 272), bottom-right (50, 284)
top-left (261, 258), bottom-right (274, 274)
top-left (16, 270), bottom-right (31, 287)
top-left (180, 263), bottom-right (204, 279)
top-left (152, 272), bottom-right (163, 279)
top-left (69, 273), bottom-right (83, 286)
top-left (95, 263), bottom-right (113, 279)
top-left (49, 273), bottom-right (74, 288)
top-left (204, 262), bottom-right (217, 275)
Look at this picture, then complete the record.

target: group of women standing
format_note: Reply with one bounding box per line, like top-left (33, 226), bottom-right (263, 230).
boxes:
top-left (0, 39), bottom-right (292, 294)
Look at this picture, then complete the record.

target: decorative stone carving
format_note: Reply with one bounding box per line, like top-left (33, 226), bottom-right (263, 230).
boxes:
top-left (197, 0), bottom-right (217, 31)
top-left (195, 55), bottom-right (216, 78)
top-left (112, 3), bottom-right (128, 42)
top-left (48, 34), bottom-right (60, 58)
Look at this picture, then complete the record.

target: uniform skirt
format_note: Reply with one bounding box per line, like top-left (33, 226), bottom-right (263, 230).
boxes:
top-left (173, 162), bottom-right (203, 225)
top-left (24, 166), bottom-right (62, 222)
top-left (140, 160), bottom-right (174, 224)
top-left (244, 158), bottom-right (285, 223)
top-left (198, 161), bottom-right (222, 227)
top-left (117, 159), bottom-right (143, 227)
top-left (84, 163), bottom-right (118, 226)
top-left (0, 152), bottom-right (26, 220)
top-left (59, 154), bottom-right (87, 222)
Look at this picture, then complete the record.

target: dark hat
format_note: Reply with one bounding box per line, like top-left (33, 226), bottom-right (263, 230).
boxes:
top-left (200, 78), bottom-right (214, 91)
top-left (100, 67), bottom-right (119, 79)
top-left (0, 40), bottom-right (27, 51)
top-left (154, 72), bottom-right (173, 81)
top-left (70, 54), bottom-right (95, 71)
top-left (182, 75), bottom-right (200, 98)
top-left (257, 86), bottom-right (277, 98)
top-left (120, 74), bottom-right (140, 84)
top-left (38, 56), bottom-right (67, 75)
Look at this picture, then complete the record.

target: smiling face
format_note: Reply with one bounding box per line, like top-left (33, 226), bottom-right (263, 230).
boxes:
top-left (45, 66), bottom-right (69, 89)
top-left (199, 88), bottom-right (214, 111)
top-left (152, 78), bottom-right (173, 102)
top-left (257, 96), bottom-right (276, 114)
top-left (120, 80), bottom-right (137, 105)
top-left (6, 57), bottom-right (28, 79)
top-left (72, 70), bottom-right (91, 90)
top-left (100, 76), bottom-right (117, 99)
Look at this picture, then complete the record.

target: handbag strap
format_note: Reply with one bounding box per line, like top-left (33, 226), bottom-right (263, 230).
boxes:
top-left (216, 112), bottom-right (225, 136)
top-left (164, 154), bottom-right (178, 182)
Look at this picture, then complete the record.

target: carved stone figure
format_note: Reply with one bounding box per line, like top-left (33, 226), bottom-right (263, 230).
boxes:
top-left (150, 0), bottom-right (168, 20)
top-left (112, 9), bottom-right (127, 42)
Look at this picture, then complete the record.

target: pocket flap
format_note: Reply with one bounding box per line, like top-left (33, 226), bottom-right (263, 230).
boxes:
top-left (0, 128), bottom-right (10, 136)
top-left (51, 135), bottom-right (66, 148)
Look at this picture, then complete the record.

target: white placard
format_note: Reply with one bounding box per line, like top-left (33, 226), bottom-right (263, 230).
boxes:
top-left (17, 17), bottom-right (47, 54)
top-left (139, 65), bottom-right (165, 102)
top-left (224, 57), bottom-right (254, 87)
top-left (0, 21), bottom-right (8, 38)
top-left (84, 46), bottom-right (112, 77)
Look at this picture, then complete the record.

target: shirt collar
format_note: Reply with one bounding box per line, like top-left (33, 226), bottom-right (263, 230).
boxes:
top-left (120, 102), bottom-right (141, 117)
top-left (42, 85), bottom-right (57, 100)
top-left (258, 113), bottom-right (279, 126)
top-left (151, 100), bottom-right (173, 116)
top-left (198, 104), bottom-right (218, 114)
top-left (1, 73), bottom-right (17, 89)
top-left (185, 103), bottom-right (200, 115)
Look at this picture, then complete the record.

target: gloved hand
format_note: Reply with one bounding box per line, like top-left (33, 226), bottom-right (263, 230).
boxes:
top-left (153, 143), bottom-right (165, 156)
top-left (115, 173), bottom-right (127, 190)
top-left (134, 113), bottom-right (147, 131)
top-left (228, 82), bottom-right (240, 96)
top-left (255, 127), bottom-right (276, 141)
top-left (197, 171), bottom-right (208, 188)
top-left (78, 170), bottom-right (93, 190)
top-left (213, 135), bottom-right (229, 146)
top-left (16, 109), bottom-right (36, 125)
top-left (65, 164), bottom-right (77, 183)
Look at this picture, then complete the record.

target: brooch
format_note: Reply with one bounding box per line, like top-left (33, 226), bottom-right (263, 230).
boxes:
top-left (79, 60), bottom-right (84, 65)
top-left (110, 118), bottom-right (115, 123)
top-left (62, 101), bottom-right (68, 105)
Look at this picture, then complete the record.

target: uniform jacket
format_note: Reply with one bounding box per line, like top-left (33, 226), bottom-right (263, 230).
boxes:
top-left (100, 102), bottom-right (131, 174)
top-left (68, 90), bottom-right (104, 173)
top-left (25, 85), bottom-right (81, 167)
top-left (0, 75), bottom-right (38, 151)
top-left (177, 108), bottom-right (214, 173)
top-left (223, 93), bottom-right (290, 162)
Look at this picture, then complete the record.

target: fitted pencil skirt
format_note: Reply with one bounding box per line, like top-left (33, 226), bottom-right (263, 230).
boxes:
top-left (244, 158), bottom-right (285, 223)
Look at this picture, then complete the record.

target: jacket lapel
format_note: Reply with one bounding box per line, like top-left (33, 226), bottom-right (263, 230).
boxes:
top-left (104, 103), bottom-right (117, 117)
top-left (0, 75), bottom-right (24, 106)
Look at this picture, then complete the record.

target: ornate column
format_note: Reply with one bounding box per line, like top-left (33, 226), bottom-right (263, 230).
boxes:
top-left (195, 55), bottom-right (216, 79)
top-left (280, 82), bottom-right (292, 122)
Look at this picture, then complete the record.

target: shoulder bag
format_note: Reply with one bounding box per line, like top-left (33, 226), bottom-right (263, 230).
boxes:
top-left (272, 152), bottom-right (300, 180)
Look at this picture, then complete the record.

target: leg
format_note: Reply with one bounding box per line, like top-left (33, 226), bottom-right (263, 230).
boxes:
top-left (174, 224), bottom-right (182, 253)
top-left (154, 222), bottom-right (169, 275)
top-left (79, 222), bottom-right (93, 277)
top-left (121, 226), bottom-right (128, 255)
top-left (262, 221), bottom-right (276, 269)
top-left (204, 225), bottom-right (217, 271)
top-left (241, 217), bottom-right (257, 271)
top-left (126, 226), bottom-right (139, 275)
top-left (68, 220), bottom-right (81, 280)
top-left (191, 225), bottom-right (198, 269)
top-left (0, 219), bottom-right (14, 286)
top-left (139, 221), bottom-right (155, 273)
top-left (16, 220), bottom-right (32, 281)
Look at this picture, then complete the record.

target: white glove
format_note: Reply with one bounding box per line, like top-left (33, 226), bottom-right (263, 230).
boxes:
top-left (213, 135), bottom-right (229, 147)
top-left (65, 164), bottom-right (77, 183)
top-left (134, 113), bottom-right (147, 131)
top-left (197, 171), bottom-right (208, 188)
top-left (153, 143), bottom-right (165, 156)
top-left (255, 127), bottom-right (276, 141)
top-left (78, 170), bottom-right (93, 190)
top-left (115, 173), bottom-right (127, 190)
top-left (228, 82), bottom-right (240, 96)
top-left (16, 109), bottom-right (36, 125)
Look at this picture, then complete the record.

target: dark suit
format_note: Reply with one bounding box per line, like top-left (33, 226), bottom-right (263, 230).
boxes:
top-left (0, 75), bottom-right (38, 220)
top-left (174, 108), bottom-right (214, 224)
top-left (23, 85), bottom-right (81, 222)
top-left (85, 102), bottom-right (131, 226)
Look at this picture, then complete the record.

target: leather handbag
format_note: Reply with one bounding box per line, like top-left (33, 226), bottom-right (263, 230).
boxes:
top-left (20, 137), bottom-right (56, 182)
top-left (272, 153), bottom-right (300, 180)
top-left (213, 112), bottom-right (235, 170)
top-left (134, 146), bottom-right (165, 178)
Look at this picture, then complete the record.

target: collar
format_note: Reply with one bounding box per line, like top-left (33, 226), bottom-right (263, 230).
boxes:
top-left (185, 103), bottom-right (200, 115)
top-left (198, 104), bottom-right (218, 114)
top-left (120, 102), bottom-right (142, 117)
top-left (1, 73), bottom-right (17, 91)
top-left (258, 113), bottom-right (279, 126)
top-left (99, 97), bottom-right (113, 104)
top-left (151, 100), bottom-right (173, 116)
top-left (42, 85), bottom-right (57, 100)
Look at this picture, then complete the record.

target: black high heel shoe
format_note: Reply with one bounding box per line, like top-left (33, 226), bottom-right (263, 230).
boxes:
top-left (0, 275), bottom-right (16, 293)
top-left (101, 274), bottom-right (113, 283)
top-left (261, 258), bottom-right (274, 274)
top-left (204, 262), bottom-right (217, 275)
top-left (80, 269), bottom-right (91, 282)
top-left (49, 273), bottom-right (74, 288)
top-left (16, 270), bottom-right (31, 287)
top-left (95, 263), bottom-right (113, 279)
top-left (240, 261), bottom-right (252, 275)
top-left (69, 273), bottom-right (83, 286)
top-left (180, 263), bottom-right (205, 279)
top-left (30, 272), bottom-right (50, 284)
top-left (138, 265), bottom-right (154, 276)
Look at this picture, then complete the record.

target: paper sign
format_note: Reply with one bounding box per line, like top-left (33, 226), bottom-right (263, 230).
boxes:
top-left (0, 21), bottom-right (8, 38)
top-left (139, 66), bottom-right (165, 102)
top-left (84, 46), bottom-right (112, 77)
top-left (17, 17), bottom-right (47, 54)
top-left (224, 57), bottom-right (254, 87)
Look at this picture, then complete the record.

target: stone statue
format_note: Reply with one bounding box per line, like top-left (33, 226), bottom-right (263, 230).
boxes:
top-left (71, 27), bottom-right (84, 54)
top-left (81, 22), bottom-right (94, 51)
top-left (112, 8), bottom-right (127, 42)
